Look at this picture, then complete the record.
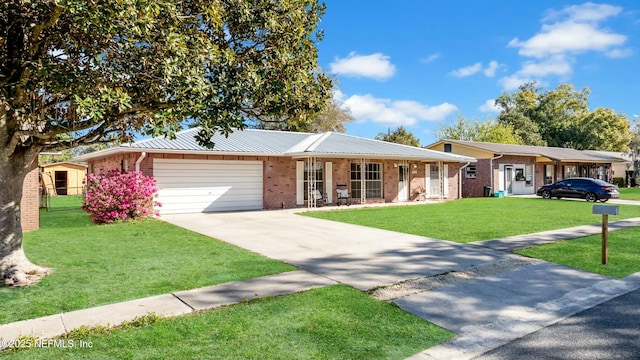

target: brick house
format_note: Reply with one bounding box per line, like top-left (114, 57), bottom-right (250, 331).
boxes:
top-left (75, 128), bottom-right (475, 214)
top-left (21, 159), bottom-right (40, 231)
top-left (426, 140), bottom-right (627, 198)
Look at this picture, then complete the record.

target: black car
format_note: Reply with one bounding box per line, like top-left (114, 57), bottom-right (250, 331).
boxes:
top-left (536, 177), bottom-right (619, 202)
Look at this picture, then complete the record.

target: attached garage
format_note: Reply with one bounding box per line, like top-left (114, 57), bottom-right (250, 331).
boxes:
top-left (154, 158), bottom-right (263, 214)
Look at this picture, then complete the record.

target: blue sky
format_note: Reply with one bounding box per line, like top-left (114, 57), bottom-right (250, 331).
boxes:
top-left (316, 1), bottom-right (640, 145)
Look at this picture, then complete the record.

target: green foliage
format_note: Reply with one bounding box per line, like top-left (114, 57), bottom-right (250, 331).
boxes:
top-left (375, 126), bottom-right (421, 147)
top-left (7, 285), bottom-right (454, 359)
top-left (495, 82), bottom-right (631, 151)
top-left (436, 113), bottom-right (522, 144)
top-left (2, 0), bottom-right (332, 154)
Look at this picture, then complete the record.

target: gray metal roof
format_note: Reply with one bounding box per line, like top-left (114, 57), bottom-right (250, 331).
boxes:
top-left (131, 127), bottom-right (309, 153)
top-left (439, 139), bottom-right (626, 162)
top-left (76, 128), bottom-right (475, 162)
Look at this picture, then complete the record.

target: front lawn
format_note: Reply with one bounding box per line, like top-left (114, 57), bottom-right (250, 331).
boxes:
top-left (618, 187), bottom-right (640, 201)
top-left (516, 227), bottom-right (640, 278)
top-left (4, 285), bottom-right (454, 360)
top-left (303, 198), bottom-right (640, 243)
top-left (1, 209), bottom-right (295, 325)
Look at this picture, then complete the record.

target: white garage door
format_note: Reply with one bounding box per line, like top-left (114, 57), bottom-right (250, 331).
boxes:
top-left (154, 158), bottom-right (263, 214)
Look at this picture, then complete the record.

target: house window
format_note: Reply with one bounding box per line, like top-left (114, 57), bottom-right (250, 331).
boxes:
top-left (544, 165), bottom-right (554, 184)
top-left (303, 162), bottom-right (324, 200)
top-left (350, 163), bottom-right (382, 199)
top-left (465, 165), bottom-right (476, 178)
top-left (563, 165), bottom-right (578, 179)
top-left (525, 164), bottom-right (533, 187)
top-left (444, 144), bottom-right (452, 153)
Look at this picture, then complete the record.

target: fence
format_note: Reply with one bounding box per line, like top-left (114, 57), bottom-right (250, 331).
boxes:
top-left (41, 186), bottom-right (84, 211)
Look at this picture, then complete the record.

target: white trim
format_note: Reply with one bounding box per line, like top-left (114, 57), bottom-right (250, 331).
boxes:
top-left (325, 162), bottom-right (333, 203)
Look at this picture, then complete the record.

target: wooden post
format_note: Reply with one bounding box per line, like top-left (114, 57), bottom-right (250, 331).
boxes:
top-left (602, 214), bottom-right (608, 265)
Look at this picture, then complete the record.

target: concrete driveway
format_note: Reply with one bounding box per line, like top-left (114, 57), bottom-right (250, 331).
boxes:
top-left (162, 209), bottom-right (513, 291)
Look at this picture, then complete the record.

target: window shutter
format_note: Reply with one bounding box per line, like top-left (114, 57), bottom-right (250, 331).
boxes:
top-left (425, 164), bottom-right (431, 197)
top-left (444, 164), bottom-right (449, 198)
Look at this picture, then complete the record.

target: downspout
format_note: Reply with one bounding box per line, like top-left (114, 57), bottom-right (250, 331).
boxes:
top-left (135, 152), bottom-right (146, 172)
top-left (489, 154), bottom-right (503, 193)
top-left (459, 162), bottom-right (471, 199)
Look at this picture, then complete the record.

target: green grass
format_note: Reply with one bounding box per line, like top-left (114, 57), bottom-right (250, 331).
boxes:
top-left (44, 195), bottom-right (83, 211)
top-left (618, 187), bottom-right (640, 200)
top-left (516, 227), bottom-right (640, 278)
top-left (0, 209), bottom-right (295, 325)
top-left (3, 285), bottom-right (454, 360)
top-left (302, 197), bottom-right (640, 243)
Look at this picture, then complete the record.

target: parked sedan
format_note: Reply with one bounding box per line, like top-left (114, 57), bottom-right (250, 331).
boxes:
top-left (536, 178), bottom-right (619, 202)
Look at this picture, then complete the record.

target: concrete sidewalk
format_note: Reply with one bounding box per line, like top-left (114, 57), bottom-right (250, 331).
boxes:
top-left (0, 270), bottom-right (336, 347)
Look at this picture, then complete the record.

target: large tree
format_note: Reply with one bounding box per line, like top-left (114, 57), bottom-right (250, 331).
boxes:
top-left (495, 82), bottom-right (630, 151)
top-left (1, 0), bottom-right (331, 286)
top-left (249, 93), bottom-right (353, 133)
top-left (375, 126), bottom-right (421, 147)
top-left (436, 113), bottom-right (522, 144)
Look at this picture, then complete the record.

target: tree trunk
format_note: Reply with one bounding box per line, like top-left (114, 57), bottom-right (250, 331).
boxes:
top-left (0, 155), bottom-right (50, 287)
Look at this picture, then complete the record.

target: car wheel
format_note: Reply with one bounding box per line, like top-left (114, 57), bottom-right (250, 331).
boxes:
top-left (542, 190), bottom-right (552, 199)
top-left (585, 192), bottom-right (597, 202)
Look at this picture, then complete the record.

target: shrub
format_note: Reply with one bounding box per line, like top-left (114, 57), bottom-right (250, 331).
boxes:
top-left (612, 177), bottom-right (625, 188)
top-left (83, 170), bottom-right (160, 224)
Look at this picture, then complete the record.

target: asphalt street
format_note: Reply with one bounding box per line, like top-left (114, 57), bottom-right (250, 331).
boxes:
top-left (475, 288), bottom-right (640, 360)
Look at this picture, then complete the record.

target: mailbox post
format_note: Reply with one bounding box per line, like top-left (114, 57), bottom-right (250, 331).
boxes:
top-left (592, 205), bottom-right (619, 265)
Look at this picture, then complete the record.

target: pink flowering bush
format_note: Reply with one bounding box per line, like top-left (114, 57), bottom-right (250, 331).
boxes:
top-left (83, 169), bottom-right (161, 224)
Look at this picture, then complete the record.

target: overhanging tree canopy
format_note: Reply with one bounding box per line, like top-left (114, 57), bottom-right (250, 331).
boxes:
top-left (0, 0), bottom-right (332, 286)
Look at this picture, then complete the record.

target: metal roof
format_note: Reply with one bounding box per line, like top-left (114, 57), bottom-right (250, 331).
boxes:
top-left (435, 139), bottom-right (626, 163)
top-left (75, 128), bottom-right (475, 163)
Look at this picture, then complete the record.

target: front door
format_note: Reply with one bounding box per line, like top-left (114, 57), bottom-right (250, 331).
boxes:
top-left (429, 164), bottom-right (441, 197)
top-left (398, 165), bottom-right (409, 201)
top-left (54, 171), bottom-right (67, 195)
top-left (504, 166), bottom-right (513, 194)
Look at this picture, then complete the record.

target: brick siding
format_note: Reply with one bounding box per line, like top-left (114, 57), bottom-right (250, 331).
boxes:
top-left (87, 152), bottom-right (461, 211)
top-left (21, 160), bottom-right (39, 231)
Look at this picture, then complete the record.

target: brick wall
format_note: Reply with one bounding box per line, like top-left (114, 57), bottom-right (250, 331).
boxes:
top-left (87, 153), bottom-right (462, 210)
top-left (21, 160), bottom-right (39, 231)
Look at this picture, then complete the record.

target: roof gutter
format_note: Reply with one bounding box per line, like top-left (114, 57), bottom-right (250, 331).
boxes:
top-left (490, 154), bottom-right (504, 193)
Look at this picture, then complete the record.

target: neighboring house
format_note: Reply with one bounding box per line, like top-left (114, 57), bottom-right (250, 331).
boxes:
top-left (75, 128), bottom-right (475, 214)
top-left (40, 162), bottom-right (88, 196)
top-left (582, 150), bottom-right (632, 186)
top-left (426, 140), bottom-right (626, 198)
top-left (21, 159), bottom-right (40, 231)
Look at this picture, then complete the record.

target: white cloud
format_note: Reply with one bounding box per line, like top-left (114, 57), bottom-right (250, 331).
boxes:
top-left (343, 94), bottom-right (457, 126)
top-left (421, 53), bottom-right (441, 64)
top-left (518, 56), bottom-right (573, 77)
top-left (509, 22), bottom-right (627, 58)
top-left (498, 74), bottom-right (535, 91)
top-left (483, 61), bottom-right (500, 77)
top-left (450, 63), bottom-right (483, 78)
top-left (500, 2), bottom-right (627, 91)
top-left (479, 99), bottom-right (502, 113)
top-left (329, 52), bottom-right (396, 81)
top-left (542, 2), bottom-right (622, 23)
top-left (451, 61), bottom-right (501, 78)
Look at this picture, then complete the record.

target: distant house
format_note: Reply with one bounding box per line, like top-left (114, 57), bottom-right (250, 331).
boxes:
top-left (40, 162), bottom-right (88, 196)
top-left (75, 128), bottom-right (475, 214)
top-left (426, 140), bottom-right (627, 198)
